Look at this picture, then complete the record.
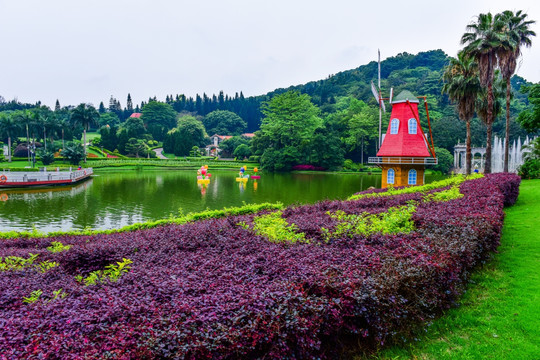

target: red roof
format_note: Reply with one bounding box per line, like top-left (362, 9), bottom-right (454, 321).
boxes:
top-left (242, 133), bottom-right (255, 137)
top-left (129, 113), bottom-right (142, 118)
top-left (376, 100), bottom-right (431, 157)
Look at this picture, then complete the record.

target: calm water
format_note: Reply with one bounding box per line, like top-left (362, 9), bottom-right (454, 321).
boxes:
top-left (0, 170), bottom-right (445, 232)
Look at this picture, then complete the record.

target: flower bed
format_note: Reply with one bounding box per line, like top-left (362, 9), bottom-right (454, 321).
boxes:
top-left (0, 173), bottom-right (520, 358)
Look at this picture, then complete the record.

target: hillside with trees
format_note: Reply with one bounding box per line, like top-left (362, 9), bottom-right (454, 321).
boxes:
top-left (0, 47), bottom-right (537, 170)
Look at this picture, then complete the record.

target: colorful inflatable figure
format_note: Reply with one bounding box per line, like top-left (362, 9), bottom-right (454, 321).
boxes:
top-left (197, 165), bottom-right (210, 184)
top-left (236, 166), bottom-right (249, 182)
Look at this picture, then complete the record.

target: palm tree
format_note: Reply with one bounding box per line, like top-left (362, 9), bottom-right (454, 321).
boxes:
top-left (71, 103), bottom-right (99, 162)
top-left (0, 112), bottom-right (21, 162)
top-left (461, 12), bottom-right (506, 173)
top-left (497, 10), bottom-right (535, 172)
top-left (442, 51), bottom-right (481, 174)
top-left (477, 72), bottom-right (505, 171)
top-left (14, 109), bottom-right (36, 164)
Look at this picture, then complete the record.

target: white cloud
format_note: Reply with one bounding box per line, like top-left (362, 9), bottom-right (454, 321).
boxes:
top-left (1, 0), bottom-right (539, 108)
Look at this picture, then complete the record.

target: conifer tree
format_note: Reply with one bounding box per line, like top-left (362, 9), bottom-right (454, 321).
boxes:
top-left (55, 100), bottom-right (61, 111)
top-left (126, 93), bottom-right (133, 112)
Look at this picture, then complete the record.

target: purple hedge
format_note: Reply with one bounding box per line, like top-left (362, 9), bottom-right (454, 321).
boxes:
top-left (0, 173), bottom-right (521, 359)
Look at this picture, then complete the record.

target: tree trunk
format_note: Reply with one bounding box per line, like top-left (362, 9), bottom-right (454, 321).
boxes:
top-left (83, 129), bottom-right (87, 163)
top-left (466, 120), bottom-right (471, 175)
top-left (7, 136), bottom-right (11, 163)
top-left (485, 79), bottom-right (494, 174)
top-left (26, 124), bottom-right (30, 166)
top-left (504, 78), bottom-right (511, 173)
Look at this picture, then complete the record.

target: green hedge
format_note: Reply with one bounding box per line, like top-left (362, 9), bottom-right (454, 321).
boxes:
top-left (0, 202), bottom-right (284, 239)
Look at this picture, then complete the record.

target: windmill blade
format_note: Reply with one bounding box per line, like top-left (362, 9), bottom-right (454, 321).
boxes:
top-left (371, 80), bottom-right (386, 112)
top-left (370, 81), bottom-right (380, 103)
top-left (389, 88), bottom-right (394, 104)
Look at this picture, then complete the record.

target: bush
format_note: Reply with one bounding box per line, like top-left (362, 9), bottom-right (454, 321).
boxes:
top-left (248, 155), bottom-right (261, 162)
top-left (432, 147), bottom-right (454, 174)
top-left (39, 150), bottom-right (55, 165)
top-left (518, 158), bottom-right (540, 179)
top-left (0, 174), bottom-right (520, 358)
top-left (342, 159), bottom-right (363, 172)
top-left (61, 142), bottom-right (84, 165)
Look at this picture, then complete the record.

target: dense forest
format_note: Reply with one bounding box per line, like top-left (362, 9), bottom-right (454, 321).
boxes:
top-left (0, 49), bottom-right (537, 168)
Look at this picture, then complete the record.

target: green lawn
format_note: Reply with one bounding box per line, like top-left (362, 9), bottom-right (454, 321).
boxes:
top-left (82, 132), bottom-right (101, 142)
top-left (363, 179), bottom-right (540, 360)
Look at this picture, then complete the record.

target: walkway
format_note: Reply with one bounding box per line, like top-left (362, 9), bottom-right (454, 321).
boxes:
top-left (153, 148), bottom-right (167, 159)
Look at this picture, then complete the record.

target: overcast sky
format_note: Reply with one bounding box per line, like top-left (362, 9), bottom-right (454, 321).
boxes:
top-left (1, 0), bottom-right (539, 109)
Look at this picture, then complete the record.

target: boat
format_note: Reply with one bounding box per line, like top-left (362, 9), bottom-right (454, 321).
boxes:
top-left (0, 168), bottom-right (93, 188)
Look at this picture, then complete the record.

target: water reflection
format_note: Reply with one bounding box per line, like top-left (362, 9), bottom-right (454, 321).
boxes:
top-left (0, 170), bottom-right (444, 233)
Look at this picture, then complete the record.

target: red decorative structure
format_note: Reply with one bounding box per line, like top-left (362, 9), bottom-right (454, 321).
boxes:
top-left (369, 90), bottom-right (437, 188)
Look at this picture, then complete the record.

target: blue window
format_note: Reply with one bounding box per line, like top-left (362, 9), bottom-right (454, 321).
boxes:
top-left (387, 168), bottom-right (395, 185)
top-left (408, 169), bottom-right (417, 185)
top-left (390, 119), bottom-right (399, 134)
top-left (408, 118), bottom-right (417, 134)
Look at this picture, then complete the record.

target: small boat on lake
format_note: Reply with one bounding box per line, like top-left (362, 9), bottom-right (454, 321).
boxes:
top-left (0, 168), bottom-right (93, 188)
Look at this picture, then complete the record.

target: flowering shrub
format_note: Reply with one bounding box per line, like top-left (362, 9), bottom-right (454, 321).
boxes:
top-left (0, 173), bottom-right (520, 358)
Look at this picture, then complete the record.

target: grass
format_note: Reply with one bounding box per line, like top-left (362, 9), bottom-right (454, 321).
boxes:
top-left (82, 131), bottom-right (101, 142)
top-left (361, 179), bottom-right (540, 360)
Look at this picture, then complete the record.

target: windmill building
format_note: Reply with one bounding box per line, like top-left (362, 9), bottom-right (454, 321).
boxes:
top-left (369, 90), bottom-right (437, 188)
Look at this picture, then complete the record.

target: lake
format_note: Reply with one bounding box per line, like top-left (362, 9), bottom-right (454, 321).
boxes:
top-left (0, 169), bottom-right (446, 232)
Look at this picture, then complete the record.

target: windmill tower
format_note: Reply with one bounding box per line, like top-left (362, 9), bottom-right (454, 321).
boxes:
top-left (369, 90), bottom-right (437, 188)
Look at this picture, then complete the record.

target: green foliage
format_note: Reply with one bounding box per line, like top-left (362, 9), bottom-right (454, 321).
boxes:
top-left (219, 135), bottom-right (251, 157)
top-left (254, 91), bottom-right (323, 171)
top-left (71, 103), bottom-right (99, 131)
top-left (141, 101), bottom-right (177, 129)
top-left (342, 159), bottom-right (363, 172)
top-left (164, 115), bottom-right (207, 156)
top-left (518, 159), bottom-right (540, 179)
top-left (50, 289), bottom-right (67, 301)
top-left (347, 174), bottom-right (483, 201)
top-left (100, 125), bottom-right (118, 152)
top-left (0, 253), bottom-right (58, 273)
top-left (203, 110), bottom-right (247, 135)
top-left (62, 142), bottom-right (85, 165)
top-left (252, 211), bottom-right (307, 244)
top-left (432, 146), bottom-right (454, 174)
top-left (124, 117), bottom-right (146, 138)
top-left (0, 253), bottom-right (39, 271)
top-left (22, 289), bottom-right (43, 304)
top-left (37, 260), bottom-right (59, 273)
top-left (76, 258), bottom-right (133, 286)
top-left (22, 288), bottom-right (66, 304)
top-left (124, 138), bottom-right (148, 158)
top-left (98, 112), bottom-right (120, 128)
top-left (333, 98), bottom-right (379, 155)
top-left (324, 203), bottom-right (417, 240)
top-left (0, 202), bottom-right (284, 240)
top-left (423, 185), bottom-right (464, 202)
top-left (39, 149), bottom-right (55, 165)
top-left (47, 241), bottom-right (72, 253)
top-left (233, 143), bottom-right (251, 159)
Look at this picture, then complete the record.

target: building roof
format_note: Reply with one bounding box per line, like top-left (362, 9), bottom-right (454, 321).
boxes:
top-left (211, 133), bottom-right (255, 139)
top-left (211, 134), bottom-right (233, 140)
top-left (129, 113), bottom-right (142, 118)
top-left (377, 92), bottom-right (431, 158)
top-left (391, 90), bottom-right (419, 104)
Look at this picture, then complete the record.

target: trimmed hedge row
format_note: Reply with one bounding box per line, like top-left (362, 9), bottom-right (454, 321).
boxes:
top-left (0, 173), bottom-right (520, 359)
